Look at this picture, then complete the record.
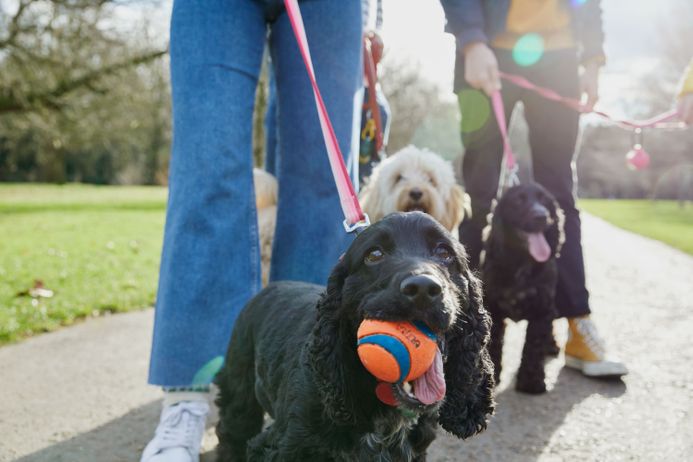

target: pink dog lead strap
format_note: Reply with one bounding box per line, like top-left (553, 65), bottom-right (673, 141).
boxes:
top-left (499, 71), bottom-right (682, 129)
top-left (491, 90), bottom-right (516, 171)
top-left (283, 0), bottom-right (369, 233)
top-left (491, 90), bottom-right (520, 198)
top-left (491, 72), bottom-right (684, 197)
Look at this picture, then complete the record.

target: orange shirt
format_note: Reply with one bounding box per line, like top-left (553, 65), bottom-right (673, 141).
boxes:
top-left (492, 0), bottom-right (575, 51)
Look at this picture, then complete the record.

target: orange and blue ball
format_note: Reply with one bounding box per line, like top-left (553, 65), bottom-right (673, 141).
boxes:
top-left (356, 319), bottom-right (437, 383)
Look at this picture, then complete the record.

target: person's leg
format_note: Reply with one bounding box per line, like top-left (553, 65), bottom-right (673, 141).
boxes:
top-left (265, 65), bottom-right (279, 175)
top-left (521, 50), bottom-right (589, 318)
top-left (268, 0), bottom-right (362, 284)
top-left (143, 2), bottom-right (267, 460)
top-left (149, 0), bottom-right (266, 390)
top-left (523, 50), bottom-right (627, 378)
top-left (457, 50), bottom-right (522, 269)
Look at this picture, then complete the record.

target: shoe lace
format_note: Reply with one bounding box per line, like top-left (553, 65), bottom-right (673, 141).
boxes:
top-left (575, 318), bottom-right (606, 358)
top-left (154, 402), bottom-right (207, 452)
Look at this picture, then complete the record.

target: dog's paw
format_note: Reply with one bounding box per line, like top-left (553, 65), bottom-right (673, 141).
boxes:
top-left (515, 376), bottom-right (547, 394)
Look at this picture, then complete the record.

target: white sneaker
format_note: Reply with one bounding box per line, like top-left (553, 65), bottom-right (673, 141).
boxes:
top-left (140, 400), bottom-right (209, 462)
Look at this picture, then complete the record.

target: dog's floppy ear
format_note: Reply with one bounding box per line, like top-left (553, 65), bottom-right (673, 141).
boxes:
top-left (440, 184), bottom-right (470, 236)
top-left (544, 197), bottom-right (565, 258)
top-left (359, 175), bottom-right (385, 223)
top-left (439, 250), bottom-right (495, 439)
top-left (307, 258), bottom-right (355, 424)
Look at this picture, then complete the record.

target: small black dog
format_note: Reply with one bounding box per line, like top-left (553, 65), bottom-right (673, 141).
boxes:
top-left (481, 183), bottom-right (564, 394)
top-left (215, 212), bottom-right (494, 461)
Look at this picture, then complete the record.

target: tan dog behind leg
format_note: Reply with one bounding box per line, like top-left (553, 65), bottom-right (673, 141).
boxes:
top-left (359, 146), bottom-right (470, 237)
top-left (253, 168), bottom-right (277, 286)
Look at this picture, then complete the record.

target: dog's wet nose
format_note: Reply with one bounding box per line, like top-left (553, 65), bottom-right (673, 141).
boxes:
top-left (529, 203), bottom-right (549, 228)
top-left (409, 188), bottom-right (423, 201)
top-left (400, 274), bottom-right (442, 304)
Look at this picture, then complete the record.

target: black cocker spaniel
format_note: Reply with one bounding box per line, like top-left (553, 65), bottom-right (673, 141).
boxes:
top-left (215, 212), bottom-right (494, 461)
top-left (481, 183), bottom-right (564, 394)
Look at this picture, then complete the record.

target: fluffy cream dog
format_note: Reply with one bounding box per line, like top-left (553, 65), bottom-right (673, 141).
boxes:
top-left (360, 146), bottom-right (469, 236)
top-left (254, 168), bottom-right (277, 287)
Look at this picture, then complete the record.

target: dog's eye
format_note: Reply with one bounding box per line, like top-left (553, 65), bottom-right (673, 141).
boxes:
top-left (394, 174), bottom-right (403, 184)
top-left (427, 174), bottom-right (437, 187)
top-left (364, 248), bottom-right (385, 265)
top-left (433, 244), bottom-right (454, 263)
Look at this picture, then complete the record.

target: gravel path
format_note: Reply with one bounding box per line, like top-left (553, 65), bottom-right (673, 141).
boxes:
top-left (2, 214), bottom-right (692, 461)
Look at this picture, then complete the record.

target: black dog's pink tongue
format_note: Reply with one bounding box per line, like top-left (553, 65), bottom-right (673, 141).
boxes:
top-left (413, 348), bottom-right (446, 405)
top-left (527, 232), bottom-right (551, 262)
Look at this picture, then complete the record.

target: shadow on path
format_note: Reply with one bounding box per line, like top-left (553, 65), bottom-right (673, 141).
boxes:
top-left (15, 401), bottom-right (161, 462)
top-left (14, 400), bottom-right (222, 462)
top-left (432, 364), bottom-right (627, 461)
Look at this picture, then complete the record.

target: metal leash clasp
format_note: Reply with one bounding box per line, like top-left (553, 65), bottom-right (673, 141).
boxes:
top-left (506, 163), bottom-right (520, 188)
top-left (343, 214), bottom-right (371, 235)
top-left (496, 162), bottom-right (520, 199)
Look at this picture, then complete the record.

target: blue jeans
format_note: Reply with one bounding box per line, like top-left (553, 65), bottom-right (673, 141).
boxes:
top-left (264, 66), bottom-right (279, 175)
top-left (149, 0), bottom-right (362, 387)
top-left (265, 67), bottom-right (362, 185)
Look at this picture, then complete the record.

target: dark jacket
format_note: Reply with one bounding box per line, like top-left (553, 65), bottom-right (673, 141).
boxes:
top-left (440, 0), bottom-right (605, 81)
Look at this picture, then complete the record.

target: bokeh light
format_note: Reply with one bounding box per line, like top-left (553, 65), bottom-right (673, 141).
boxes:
top-left (512, 33), bottom-right (545, 67)
top-left (192, 355), bottom-right (224, 386)
top-left (458, 89), bottom-right (491, 133)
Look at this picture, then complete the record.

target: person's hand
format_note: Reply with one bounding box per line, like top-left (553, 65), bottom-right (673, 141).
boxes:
top-left (677, 94), bottom-right (693, 125)
top-left (463, 42), bottom-right (501, 96)
top-left (580, 61), bottom-right (601, 111)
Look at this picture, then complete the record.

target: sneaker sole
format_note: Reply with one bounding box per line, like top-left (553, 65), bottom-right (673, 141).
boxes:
top-left (564, 355), bottom-right (628, 379)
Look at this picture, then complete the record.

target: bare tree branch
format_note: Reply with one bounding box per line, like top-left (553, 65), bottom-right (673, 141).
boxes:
top-left (0, 48), bottom-right (166, 114)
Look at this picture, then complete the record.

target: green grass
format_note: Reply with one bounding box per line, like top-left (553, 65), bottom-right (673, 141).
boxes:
top-left (580, 199), bottom-right (693, 255)
top-left (0, 183), bottom-right (166, 344)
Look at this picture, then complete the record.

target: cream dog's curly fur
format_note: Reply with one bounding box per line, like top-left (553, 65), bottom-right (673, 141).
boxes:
top-left (360, 146), bottom-right (469, 236)
top-left (254, 168), bottom-right (277, 287)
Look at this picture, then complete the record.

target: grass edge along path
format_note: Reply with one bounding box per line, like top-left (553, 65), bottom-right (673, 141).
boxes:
top-left (580, 199), bottom-right (693, 255)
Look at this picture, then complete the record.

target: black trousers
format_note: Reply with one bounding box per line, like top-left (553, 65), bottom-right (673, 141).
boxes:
top-left (457, 48), bottom-right (590, 318)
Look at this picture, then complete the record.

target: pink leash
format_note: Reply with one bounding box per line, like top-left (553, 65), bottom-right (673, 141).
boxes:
top-left (491, 72), bottom-right (685, 196)
top-left (499, 72), bottom-right (682, 129)
top-left (283, 0), bottom-right (369, 233)
top-left (490, 90), bottom-right (520, 198)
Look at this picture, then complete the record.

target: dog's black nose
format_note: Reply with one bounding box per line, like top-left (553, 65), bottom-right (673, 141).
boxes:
top-left (400, 274), bottom-right (442, 304)
top-left (409, 188), bottom-right (423, 201)
top-left (529, 203), bottom-right (549, 228)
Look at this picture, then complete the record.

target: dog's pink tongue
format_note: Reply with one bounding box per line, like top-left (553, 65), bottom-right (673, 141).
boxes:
top-left (413, 348), bottom-right (446, 405)
top-left (527, 232), bottom-right (551, 262)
